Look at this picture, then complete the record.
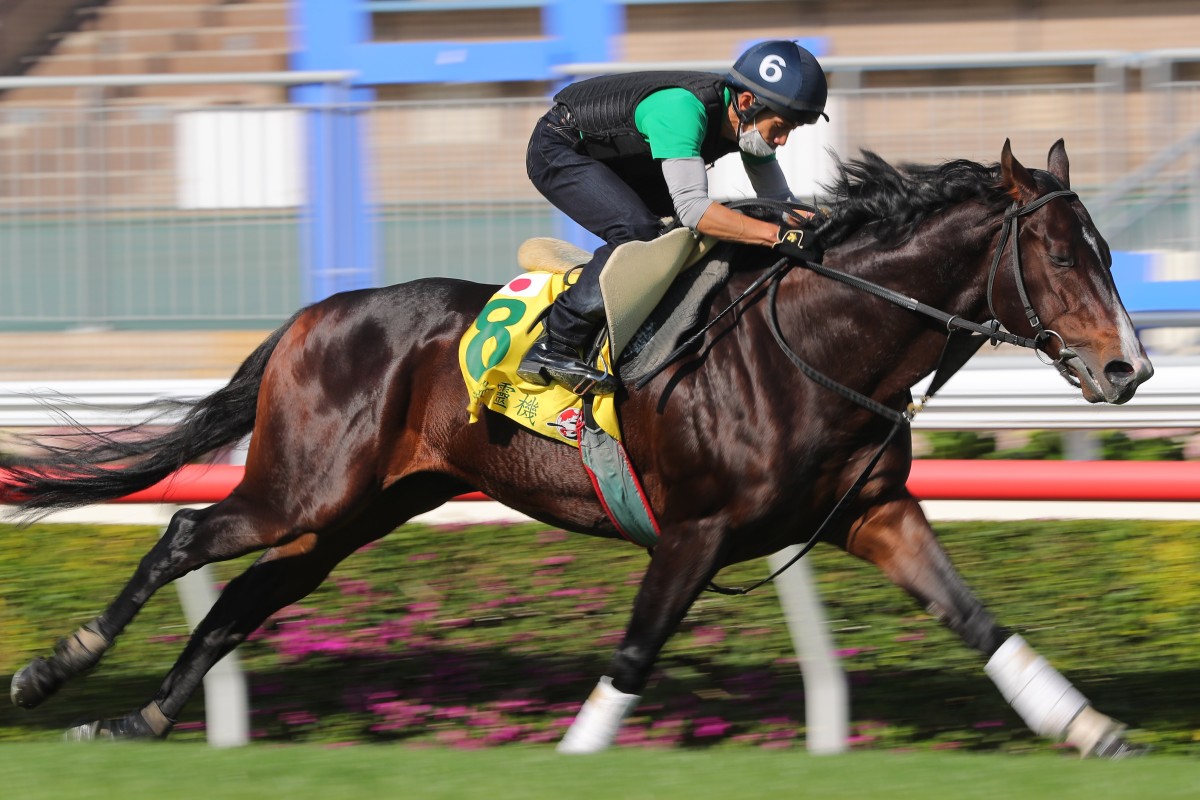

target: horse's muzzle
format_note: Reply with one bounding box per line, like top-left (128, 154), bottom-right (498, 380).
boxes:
top-left (1068, 352), bottom-right (1154, 405)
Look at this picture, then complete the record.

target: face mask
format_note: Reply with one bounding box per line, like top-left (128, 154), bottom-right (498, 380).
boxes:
top-left (737, 118), bottom-right (776, 158)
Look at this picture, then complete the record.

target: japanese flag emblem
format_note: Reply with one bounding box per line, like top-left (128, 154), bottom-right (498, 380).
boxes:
top-left (499, 273), bottom-right (552, 297)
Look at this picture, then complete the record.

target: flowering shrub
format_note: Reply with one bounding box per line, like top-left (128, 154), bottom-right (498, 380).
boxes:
top-left (1, 520), bottom-right (1197, 753)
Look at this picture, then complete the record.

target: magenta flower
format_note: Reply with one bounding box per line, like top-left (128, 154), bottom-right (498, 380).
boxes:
top-left (280, 710), bottom-right (318, 726)
top-left (692, 717), bottom-right (732, 738)
top-left (691, 626), bottom-right (726, 646)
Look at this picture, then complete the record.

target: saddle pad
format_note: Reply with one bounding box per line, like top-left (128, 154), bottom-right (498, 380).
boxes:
top-left (618, 254), bottom-right (732, 386)
top-left (517, 237), bottom-right (590, 274)
top-left (459, 272), bottom-right (620, 446)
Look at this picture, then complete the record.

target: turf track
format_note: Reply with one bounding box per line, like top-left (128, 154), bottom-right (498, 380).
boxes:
top-left (1, 744), bottom-right (1198, 799)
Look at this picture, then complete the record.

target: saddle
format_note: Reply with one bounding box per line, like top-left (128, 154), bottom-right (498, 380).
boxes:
top-left (518, 228), bottom-right (725, 384)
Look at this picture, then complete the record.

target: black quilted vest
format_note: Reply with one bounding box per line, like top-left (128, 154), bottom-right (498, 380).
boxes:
top-left (553, 71), bottom-right (738, 166)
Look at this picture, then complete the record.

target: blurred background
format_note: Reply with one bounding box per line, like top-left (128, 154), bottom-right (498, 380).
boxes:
top-left (0, 0), bottom-right (1198, 376)
top-left (0, 0), bottom-right (1198, 756)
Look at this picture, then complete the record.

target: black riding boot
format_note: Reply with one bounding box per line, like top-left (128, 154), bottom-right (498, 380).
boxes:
top-left (516, 327), bottom-right (616, 395)
top-left (516, 259), bottom-right (616, 395)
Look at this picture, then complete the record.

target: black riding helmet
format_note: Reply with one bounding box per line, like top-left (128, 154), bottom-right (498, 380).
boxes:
top-left (726, 40), bottom-right (829, 126)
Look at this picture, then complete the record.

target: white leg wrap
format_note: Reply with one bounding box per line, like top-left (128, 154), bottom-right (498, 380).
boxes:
top-left (557, 676), bottom-right (641, 755)
top-left (984, 635), bottom-right (1089, 740)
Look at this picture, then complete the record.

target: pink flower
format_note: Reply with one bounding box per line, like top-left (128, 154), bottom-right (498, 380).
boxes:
top-left (692, 717), bottom-right (731, 738)
top-left (691, 626), bottom-right (726, 646)
top-left (760, 740), bottom-right (793, 750)
top-left (280, 710), bottom-right (317, 726)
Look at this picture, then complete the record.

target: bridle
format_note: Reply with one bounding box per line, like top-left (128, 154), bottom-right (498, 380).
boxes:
top-left (987, 188), bottom-right (1082, 387)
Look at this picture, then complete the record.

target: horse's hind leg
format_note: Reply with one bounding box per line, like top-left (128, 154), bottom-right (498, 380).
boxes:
top-left (11, 496), bottom-right (292, 710)
top-left (66, 518), bottom-right (391, 741)
top-left (65, 480), bottom-right (457, 741)
top-left (843, 498), bottom-right (1138, 758)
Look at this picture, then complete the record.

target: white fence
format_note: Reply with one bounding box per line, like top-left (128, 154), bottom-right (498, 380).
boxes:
top-left (5, 356), bottom-right (1198, 431)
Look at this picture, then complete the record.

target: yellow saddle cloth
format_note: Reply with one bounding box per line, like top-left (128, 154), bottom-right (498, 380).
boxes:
top-left (458, 271), bottom-right (620, 445)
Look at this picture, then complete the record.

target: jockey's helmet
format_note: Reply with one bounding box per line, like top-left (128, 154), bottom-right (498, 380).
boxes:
top-left (726, 40), bottom-right (829, 126)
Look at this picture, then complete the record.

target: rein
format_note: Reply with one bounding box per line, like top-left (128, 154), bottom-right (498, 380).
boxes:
top-left (706, 189), bottom-right (1080, 596)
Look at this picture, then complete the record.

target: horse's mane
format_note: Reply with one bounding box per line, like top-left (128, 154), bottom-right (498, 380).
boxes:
top-left (817, 151), bottom-right (1013, 249)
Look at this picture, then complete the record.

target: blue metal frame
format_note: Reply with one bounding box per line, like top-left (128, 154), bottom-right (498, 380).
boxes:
top-left (291, 0), bottom-right (622, 299)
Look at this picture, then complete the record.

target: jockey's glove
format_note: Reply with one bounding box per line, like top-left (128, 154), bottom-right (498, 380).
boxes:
top-left (773, 224), bottom-right (824, 264)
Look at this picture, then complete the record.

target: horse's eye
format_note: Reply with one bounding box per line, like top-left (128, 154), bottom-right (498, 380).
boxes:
top-left (1049, 253), bottom-right (1075, 268)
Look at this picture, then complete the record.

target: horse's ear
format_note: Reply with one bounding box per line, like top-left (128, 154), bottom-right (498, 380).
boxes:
top-left (1000, 139), bottom-right (1037, 201)
top-left (1047, 138), bottom-right (1070, 189)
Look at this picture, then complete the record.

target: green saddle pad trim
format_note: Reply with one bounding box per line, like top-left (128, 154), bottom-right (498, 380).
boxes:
top-left (578, 398), bottom-right (660, 548)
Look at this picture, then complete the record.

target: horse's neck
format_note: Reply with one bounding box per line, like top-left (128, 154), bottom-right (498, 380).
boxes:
top-left (772, 206), bottom-right (998, 403)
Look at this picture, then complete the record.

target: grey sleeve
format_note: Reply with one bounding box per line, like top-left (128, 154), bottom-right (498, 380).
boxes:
top-left (744, 157), bottom-right (795, 201)
top-left (660, 157), bottom-right (715, 231)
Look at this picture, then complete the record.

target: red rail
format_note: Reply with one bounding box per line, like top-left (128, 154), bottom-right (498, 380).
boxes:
top-left (5, 460), bottom-right (1200, 505)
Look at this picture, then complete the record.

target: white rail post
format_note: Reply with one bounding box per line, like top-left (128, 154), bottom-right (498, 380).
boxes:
top-left (768, 546), bottom-right (849, 754)
top-left (167, 514), bottom-right (250, 748)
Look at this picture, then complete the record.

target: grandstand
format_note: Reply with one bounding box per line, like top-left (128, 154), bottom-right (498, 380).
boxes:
top-left (0, 0), bottom-right (1197, 380)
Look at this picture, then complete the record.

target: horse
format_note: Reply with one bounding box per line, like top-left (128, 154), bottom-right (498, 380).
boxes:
top-left (6, 139), bottom-right (1153, 756)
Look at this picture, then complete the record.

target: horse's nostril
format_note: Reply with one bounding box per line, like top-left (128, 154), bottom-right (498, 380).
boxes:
top-left (1104, 360), bottom-right (1135, 386)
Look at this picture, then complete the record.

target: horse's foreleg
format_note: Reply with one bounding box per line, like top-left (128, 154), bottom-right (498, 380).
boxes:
top-left (11, 499), bottom-right (281, 710)
top-left (559, 528), bottom-right (726, 754)
top-left (845, 498), bottom-right (1138, 758)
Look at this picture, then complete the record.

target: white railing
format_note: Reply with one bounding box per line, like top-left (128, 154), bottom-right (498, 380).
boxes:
top-left (5, 356), bottom-right (1197, 430)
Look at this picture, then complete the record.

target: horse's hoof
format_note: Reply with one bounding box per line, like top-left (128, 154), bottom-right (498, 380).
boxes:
top-left (1092, 729), bottom-right (1148, 760)
top-left (63, 721), bottom-right (107, 742)
top-left (63, 711), bottom-right (167, 742)
top-left (10, 658), bottom-right (59, 709)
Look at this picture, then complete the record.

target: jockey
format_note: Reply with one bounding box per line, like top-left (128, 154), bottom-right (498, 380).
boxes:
top-left (517, 39), bottom-right (829, 394)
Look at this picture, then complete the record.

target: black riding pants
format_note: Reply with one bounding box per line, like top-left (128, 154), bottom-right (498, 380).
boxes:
top-left (526, 109), bottom-right (665, 348)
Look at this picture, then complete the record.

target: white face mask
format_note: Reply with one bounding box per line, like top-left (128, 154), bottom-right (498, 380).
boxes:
top-left (737, 117), bottom-right (776, 158)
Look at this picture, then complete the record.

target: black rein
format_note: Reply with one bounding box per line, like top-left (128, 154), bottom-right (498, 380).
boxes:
top-left (706, 189), bottom-right (1081, 595)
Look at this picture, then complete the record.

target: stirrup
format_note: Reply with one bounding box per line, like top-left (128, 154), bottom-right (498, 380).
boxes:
top-left (516, 341), bottom-right (616, 396)
top-left (564, 366), bottom-right (616, 397)
top-left (540, 358), bottom-right (617, 396)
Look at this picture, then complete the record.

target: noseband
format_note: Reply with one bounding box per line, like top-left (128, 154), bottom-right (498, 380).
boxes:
top-left (986, 188), bottom-right (1081, 384)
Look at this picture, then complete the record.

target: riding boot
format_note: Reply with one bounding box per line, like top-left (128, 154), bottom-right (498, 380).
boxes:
top-left (516, 327), bottom-right (616, 395)
top-left (516, 257), bottom-right (616, 395)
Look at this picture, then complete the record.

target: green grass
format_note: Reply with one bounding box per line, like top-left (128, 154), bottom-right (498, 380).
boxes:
top-left (0, 745), bottom-right (1197, 800)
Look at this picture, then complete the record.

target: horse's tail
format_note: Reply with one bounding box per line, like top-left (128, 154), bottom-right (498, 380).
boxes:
top-left (4, 310), bottom-right (302, 515)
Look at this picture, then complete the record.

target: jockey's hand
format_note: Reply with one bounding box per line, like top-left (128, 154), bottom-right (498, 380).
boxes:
top-left (773, 223), bottom-right (823, 264)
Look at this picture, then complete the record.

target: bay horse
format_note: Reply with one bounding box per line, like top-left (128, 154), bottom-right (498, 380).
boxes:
top-left (7, 140), bottom-right (1153, 756)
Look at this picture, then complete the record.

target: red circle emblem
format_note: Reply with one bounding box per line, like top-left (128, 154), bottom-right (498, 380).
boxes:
top-left (509, 277), bottom-right (532, 293)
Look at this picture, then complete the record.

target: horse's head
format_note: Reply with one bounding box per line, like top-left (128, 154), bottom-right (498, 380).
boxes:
top-left (994, 139), bottom-right (1153, 404)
